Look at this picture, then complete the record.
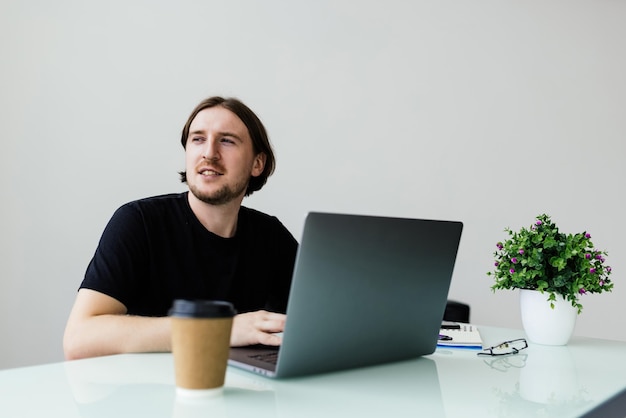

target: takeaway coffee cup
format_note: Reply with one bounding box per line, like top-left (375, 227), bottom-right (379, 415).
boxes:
top-left (169, 299), bottom-right (236, 398)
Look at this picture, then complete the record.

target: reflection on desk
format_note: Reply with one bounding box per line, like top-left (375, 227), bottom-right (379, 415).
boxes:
top-left (63, 354), bottom-right (444, 418)
top-left (1, 327), bottom-right (626, 418)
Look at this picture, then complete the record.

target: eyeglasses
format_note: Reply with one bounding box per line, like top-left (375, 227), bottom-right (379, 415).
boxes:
top-left (477, 338), bottom-right (528, 357)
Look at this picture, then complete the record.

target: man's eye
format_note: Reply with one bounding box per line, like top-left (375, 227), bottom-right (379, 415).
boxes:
top-left (221, 138), bottom-right (236, 144)
top-left (191, 136), bottom-right (205, 142)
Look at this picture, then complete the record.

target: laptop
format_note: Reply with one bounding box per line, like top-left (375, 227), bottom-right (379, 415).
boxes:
top-left (229, 212), bottom-right (463, 378)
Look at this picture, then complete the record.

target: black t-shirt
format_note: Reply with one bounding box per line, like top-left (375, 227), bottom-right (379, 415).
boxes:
top-left (80, 193), bottom-right (298, 316)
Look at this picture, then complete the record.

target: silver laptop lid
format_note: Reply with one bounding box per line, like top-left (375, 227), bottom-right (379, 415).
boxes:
top-left (273, 212), bottom-right (463, 377)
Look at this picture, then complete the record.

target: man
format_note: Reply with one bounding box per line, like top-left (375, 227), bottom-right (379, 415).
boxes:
top-left (63, 96), bottom-right (298, 360)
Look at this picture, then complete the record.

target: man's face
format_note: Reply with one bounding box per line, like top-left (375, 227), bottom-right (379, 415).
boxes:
top-left (185, 106), bottom-right (265, 206)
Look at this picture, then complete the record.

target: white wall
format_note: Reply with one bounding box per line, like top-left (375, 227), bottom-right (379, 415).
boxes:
top-left (1, 0), bottom-right (624, 369)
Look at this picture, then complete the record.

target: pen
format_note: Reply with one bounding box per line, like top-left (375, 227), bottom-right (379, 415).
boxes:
top-left (439, 334), bottom-right (452, 341)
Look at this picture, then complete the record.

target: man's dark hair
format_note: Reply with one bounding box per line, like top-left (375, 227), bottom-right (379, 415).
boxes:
top-left (178, 96), bottom-right (275, 197)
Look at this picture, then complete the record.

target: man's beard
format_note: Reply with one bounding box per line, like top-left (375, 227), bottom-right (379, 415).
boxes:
top-left (188, 179), bottom-right (248, 206)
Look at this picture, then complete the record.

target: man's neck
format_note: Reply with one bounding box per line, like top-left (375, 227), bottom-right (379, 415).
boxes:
top-left (187, 192), bottom-right (243, 238)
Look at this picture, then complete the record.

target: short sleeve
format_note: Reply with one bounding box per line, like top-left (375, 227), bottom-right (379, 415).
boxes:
top-left (80, 203), bottom-right (150, 308)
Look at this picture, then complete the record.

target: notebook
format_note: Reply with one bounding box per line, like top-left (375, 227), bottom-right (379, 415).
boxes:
top-left (228, 212), bottom-right (463, 378)
top-left (437, 323), bottom-right (483, 349)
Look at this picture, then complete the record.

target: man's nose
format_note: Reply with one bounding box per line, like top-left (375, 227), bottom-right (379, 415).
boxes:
top-left (202, 139), bottom-right (220, 160)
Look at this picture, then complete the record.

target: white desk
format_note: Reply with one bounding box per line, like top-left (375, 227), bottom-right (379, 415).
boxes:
top-left (1, 327), bottom-right (625, 417)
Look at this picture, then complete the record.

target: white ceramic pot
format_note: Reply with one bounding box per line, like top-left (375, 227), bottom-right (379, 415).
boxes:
top-left (519, 289), bottom-right (577, 346)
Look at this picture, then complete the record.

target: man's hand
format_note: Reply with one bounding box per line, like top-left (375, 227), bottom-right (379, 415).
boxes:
top-left (231, 310), bottom-right (286, 347)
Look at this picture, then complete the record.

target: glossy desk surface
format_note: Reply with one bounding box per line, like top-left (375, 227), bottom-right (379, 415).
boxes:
top-left (1, 327), bottom-right (626, 418)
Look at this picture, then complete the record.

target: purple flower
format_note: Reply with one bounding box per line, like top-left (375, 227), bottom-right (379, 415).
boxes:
top-left (585, 253), bottom-right (591, 259)
top-left (607, 266), bottom-right (612, 273)
top-left (496, 242), bottom-right (503, 250)
top-left (509, 268), bottom-right (515, 274)
top-left (494, 262), bottom-right (499, 267)
top-left (536, 220), bottom-right (542, 226)
top-left (579, 288), bottom-right (587, 295)
top-left (599, 280), bottom-right (605, 286)
top-left (585, 233), bottom-right (591, 239)
top-left (519, 249), bottom-right (525, 255)
top-left (590, 268), bottom-right (596, 274)
top-left (511, 257), bottom-right (518, 264)
top-left (596, 254), bottom-right (603, 260)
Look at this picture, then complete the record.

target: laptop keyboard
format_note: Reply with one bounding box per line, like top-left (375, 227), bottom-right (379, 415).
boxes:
top-left (250, 351), bottom-right (279, 365)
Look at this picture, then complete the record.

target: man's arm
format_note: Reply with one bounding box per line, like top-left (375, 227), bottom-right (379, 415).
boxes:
top-left (63, 289), bottom-right (288, 360)
top-left (63, 289), bottom-right (172, 360)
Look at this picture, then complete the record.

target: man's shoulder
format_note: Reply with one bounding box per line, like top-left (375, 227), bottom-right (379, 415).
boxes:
top-left (130, 192), bottom-right (186, 207)
top-left (120, 193), bottom-right (187, 212)
top-left (238, 207), bottom-right (297, 252)
top-left (239, 206), bottom-right (286, 232)
top-left (112, 193), bottom-right (188, 223)
top-left (239, 206), bottom-right (279, 223)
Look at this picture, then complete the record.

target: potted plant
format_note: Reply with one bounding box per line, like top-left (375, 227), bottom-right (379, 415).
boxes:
top-left (488, 214), bottom-right (613, 345)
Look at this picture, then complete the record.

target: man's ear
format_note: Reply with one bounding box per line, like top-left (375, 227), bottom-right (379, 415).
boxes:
top-left (251, 153), bottom-right (266, 177)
